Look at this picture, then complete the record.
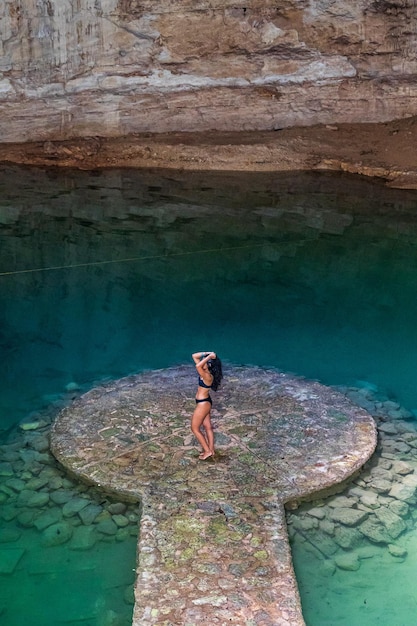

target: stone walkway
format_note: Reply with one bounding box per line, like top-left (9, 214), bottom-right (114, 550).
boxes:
top-left (50, 365), bottom-right (377, 626)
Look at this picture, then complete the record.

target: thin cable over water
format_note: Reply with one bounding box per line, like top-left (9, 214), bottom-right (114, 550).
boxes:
top-left (0, 242), bottom-right (278, 277)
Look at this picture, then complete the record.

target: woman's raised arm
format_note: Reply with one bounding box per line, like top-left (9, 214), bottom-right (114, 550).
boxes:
top-left (192, 351), bottom-right (216, 365)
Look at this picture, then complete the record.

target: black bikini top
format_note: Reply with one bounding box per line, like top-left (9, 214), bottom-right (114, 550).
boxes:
top-left (198, 376), bottom-right (212, 389)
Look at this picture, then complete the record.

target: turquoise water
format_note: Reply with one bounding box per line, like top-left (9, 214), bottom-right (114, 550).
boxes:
top-left (2, 165), bottom-right (417, 624)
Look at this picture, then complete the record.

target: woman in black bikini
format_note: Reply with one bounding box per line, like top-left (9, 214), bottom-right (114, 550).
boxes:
top-left (191, 351), bottom-right (223, 460)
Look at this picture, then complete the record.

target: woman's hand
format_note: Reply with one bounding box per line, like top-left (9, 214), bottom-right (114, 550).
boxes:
top-left (192, 351), bottom-right (216, 365)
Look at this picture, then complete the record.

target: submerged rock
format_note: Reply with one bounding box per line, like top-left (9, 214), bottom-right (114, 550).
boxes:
top-left (33, 508), bottom-right (62, 531)
top-left (334, 552), bottom-right (360, 571)
top-left (69, 526), bottom-right (97, 550)
top-left (78, 503), bottom-right (103, 525)
top-left (333, 526), bottom-right (362, 550)
top-left (388, 544), bottom-right (407, 558)
top-left (0, 548), bottom-right (25, 574)
top-left (329, 508), bottom-right (368, 527)
top-left (17, 490), bottom-right (49, 508)
top-left (388, 483), bottom-right (417, 503)
top-left (62, 497), bottom-right (90, 517)
top-left (41, 522), bottom-right (73, 547)
top-left (373, 507), bottom-right (406, 539)
top-left (0, 528), bottom-right (21, 543)
top-left (0, 463), bottom-right (14, 477)
top-left (19, 420), bottom-right (48, 431)
top-left (96, 519), bottom-right (118, 536)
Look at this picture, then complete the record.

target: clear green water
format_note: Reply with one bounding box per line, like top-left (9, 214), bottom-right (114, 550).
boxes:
top-left (2, 165), bottom-right (417, 624)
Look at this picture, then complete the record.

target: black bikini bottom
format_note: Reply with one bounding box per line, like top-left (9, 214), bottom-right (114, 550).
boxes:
top-left (195, 396), bottom-right (212, 405)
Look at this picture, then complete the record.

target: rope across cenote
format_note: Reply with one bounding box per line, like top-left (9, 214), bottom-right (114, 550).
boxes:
top-left (0, 242), bottom-right (278, 277)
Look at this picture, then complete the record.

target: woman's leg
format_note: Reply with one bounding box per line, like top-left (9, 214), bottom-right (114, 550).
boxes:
top-left (191, 402), bottom-right (213, 458)
top-left (202, 413), bottom-right (215, 455)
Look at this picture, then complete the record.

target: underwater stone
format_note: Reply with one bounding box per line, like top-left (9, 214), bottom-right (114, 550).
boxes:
top-left (388, 499), bottom-right (409, 517)
top-left (327, 496), bottom-right (356, 508)
top-left (16, 510), bottom-right (38, 527)
top-left (393, 442), bottom-right (411, 454)
top-left (112, 514), bottom-right (129, 528)
top-left (116, 528), bottom-right (130, 542)
top-left (0, 548), bottom-right (25, 574)
top-left (5, 478), bottom-right (26, 492)
top-left (333, 526), bottom-right (362, 550)
top-left (50, 489), bottom-right (76, 505)
top-left (306, 507), bottom-right (326, 520)
top-left (96, 518), bottom-right (118, 535)
top-left (69, 525), bottom-right (97, 550)
top-left (94, 510), bottom-right (112, 523)
top-left (357, 546), bottom-right (379, 560)
top-left (401, 474), bottom-right (417, 487)
top-left (374, 507), bottom-right (406, 539)
top-left (28, 437), bottom-right (50, 453)
top-left (41, 522), bottom-right (73, 546)
top-left (388, 544), bottom-right (407, 558)
top-left (292, 516), bottom-right (318, 532)
top-left (319, 519), bottom-right (335, 536)
top-left (107, 502), bottom-right (127, 515)
top-left (391, 462), bottom-right (414, 477)
top-left (369, 479), bottom-right (393, 494)
top-left (360, 493), bottom-right (380, 510)
top-left (78, 503), bottom-right (103, 525)
top-left (370, 466), bottom-right (394, 481)
top-left (48, 477), bottom-right (64, 490)
top-left (62, 497), bottom-right (90, 517)
top-left (388, 408), bottom-right (413, 420)
top-left (19, 419), bottom-right (48, 431)
top-left (0, 528), bottom-right (22, 543)
top-left (321, 560), bottom-right (337, 576)
top-left (25, 476), bottom-right (50, 491)
top-left (0, 483), bottom-right (14, 496)
top-left (383, 401), bottom-right (401, 411)
top-left (334, 552), bottom-right (360, 571)
top-left (308, 532), bottom-right (338, 557)
top-left (388, 483), bottom-right (417, 503)
top-left (33, 508), bottom-right (62, 531)
top-left (16, 490), bottom-right (49, 508)
top-left (329, 508), bottom-right (368, 526)
top-left (378, 423), bottom-right (398, 435)
top-left (1, 506), bottom-right (18, 522)
top-left (358, 519), bottom-right (390, 544)
top-left (0, 448), bottom-right (20, 463)
top-left (19, 449), bottom-right (42, 464)
top-left (0, 462), bottom-right (14, 477)
top-left (65, 382), bottom-right (80, 392)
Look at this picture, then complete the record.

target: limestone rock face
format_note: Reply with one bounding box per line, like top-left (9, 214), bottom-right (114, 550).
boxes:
top-left (0, 0), bottom-right (417, 141)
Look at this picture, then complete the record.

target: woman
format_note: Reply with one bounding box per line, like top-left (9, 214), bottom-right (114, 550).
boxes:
top-left (191, 351), bottom-right (223, 460)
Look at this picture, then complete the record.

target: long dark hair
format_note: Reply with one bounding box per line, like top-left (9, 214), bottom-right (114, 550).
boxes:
top-left (208, 357), bottom-right (223, 391)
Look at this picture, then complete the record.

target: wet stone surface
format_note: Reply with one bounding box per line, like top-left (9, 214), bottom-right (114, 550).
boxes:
top-left (51, 365), bottom-right (377, 626)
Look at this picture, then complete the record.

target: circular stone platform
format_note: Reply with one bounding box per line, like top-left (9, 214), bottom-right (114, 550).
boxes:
top-left (51, 365), bottom-right (377, 626)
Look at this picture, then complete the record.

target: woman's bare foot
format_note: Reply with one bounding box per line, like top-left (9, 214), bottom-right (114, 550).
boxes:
top-left (199, 450), bottom-right (213, 460)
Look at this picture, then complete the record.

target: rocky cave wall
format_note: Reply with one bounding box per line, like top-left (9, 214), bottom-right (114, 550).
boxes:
top-left (1, 0), bottom-right (417, 142)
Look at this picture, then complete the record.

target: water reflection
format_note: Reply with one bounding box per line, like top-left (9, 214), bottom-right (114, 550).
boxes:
top-left (2, 165), bottom-right (417, 625)
top-left (2, 167), bottom-right (417, 429)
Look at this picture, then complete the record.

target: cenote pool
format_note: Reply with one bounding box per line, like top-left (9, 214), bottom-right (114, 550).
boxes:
top-left (2, 165), bottom-right (417, 625)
